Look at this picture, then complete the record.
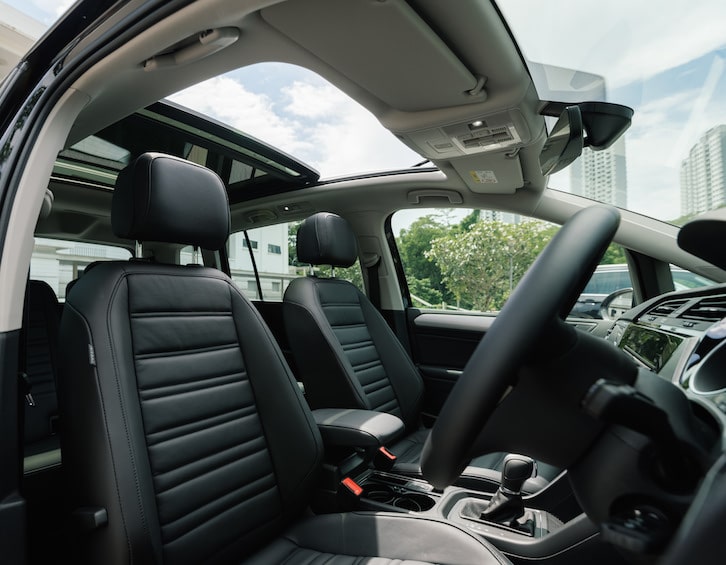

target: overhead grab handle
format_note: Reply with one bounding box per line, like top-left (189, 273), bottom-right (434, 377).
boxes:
top-left (144, 28), bottom-right (240, 71)
top-left (407, 189), bottom-right (463, 205)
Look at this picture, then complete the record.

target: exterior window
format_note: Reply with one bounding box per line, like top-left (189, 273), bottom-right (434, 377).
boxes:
top-left (390, 208), bottom-right (640, 319)
top-left (31, 238), bottom-right (131, 300)
top-left (230, 221), bottom-right (362, 302)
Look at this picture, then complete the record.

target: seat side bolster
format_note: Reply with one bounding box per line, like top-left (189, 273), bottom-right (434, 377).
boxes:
top-left (231, 287), bottom-right (324, 508)
top-left (59, 269), bottom-right (162, 565)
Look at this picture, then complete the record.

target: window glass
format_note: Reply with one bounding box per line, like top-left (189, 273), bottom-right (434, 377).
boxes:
top-left (230, 221), bottom-right (363, 302)
top-left (391, 209), bottom-right (641, 319)
top-left (671, 266), bottom-right (715, 291)
top-left (391, 209), bottom-right (557, 313)
top-left (31, 238), bottom-right (131, 300)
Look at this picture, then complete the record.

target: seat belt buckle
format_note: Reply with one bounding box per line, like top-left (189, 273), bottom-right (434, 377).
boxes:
top-left (338, 476), bottom-right (363, 510)
top-left (373, 446), bottom-right (397, 471)
top-left (19, 372), bottom-right (35, 407)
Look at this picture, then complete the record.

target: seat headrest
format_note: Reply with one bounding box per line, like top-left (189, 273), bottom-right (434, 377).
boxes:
top-left (297, 212), bottom-right (357, 267)
top-left (112, 153), bottom-right (230, 250)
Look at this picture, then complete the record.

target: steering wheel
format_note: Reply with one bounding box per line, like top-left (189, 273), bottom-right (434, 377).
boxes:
top-left (420, 205), bottom-right (621, 488)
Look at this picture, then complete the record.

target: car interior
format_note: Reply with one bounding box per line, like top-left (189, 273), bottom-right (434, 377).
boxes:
top-left (2, 0), bottom-right (726, 564)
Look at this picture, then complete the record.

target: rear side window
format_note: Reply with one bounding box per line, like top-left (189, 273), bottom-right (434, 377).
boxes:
top-left (230, 222), bottom-right (362, 302)
top-left (31, 238), bottom-right (131, 300)
top-left (582, 269), bottom-right (632, 295)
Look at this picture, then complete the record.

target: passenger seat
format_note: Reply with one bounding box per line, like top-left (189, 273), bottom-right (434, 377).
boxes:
top-left (283, 212), bottom-right (559, 491)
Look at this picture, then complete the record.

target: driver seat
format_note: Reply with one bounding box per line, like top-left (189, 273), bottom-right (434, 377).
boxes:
top-left (57, 153), bottom-right (510, 564)
top-left (283, 212), bottom-right (559, 491)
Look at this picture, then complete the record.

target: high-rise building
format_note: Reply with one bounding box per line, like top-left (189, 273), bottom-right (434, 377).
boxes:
top-left (680, 125), bottom-right (726, 217)
top-left (481, 210), bottom-right (522, 224)
top-left (570, 136), bottom-right (627, 207)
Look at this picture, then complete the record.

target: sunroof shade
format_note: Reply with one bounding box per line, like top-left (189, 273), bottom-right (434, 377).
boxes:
top-left (53, 100), bottom-right (320, 201)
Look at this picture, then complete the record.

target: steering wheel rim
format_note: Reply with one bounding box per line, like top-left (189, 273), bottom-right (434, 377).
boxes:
top-left (420, 205), bottom-right (621, 489)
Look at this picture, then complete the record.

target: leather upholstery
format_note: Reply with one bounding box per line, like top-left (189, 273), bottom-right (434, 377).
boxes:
top-left (284, 276), bottom-right (424, 433)
top-left (22, 280), bottom-right (60, 451)
top-left (284, 213), bottom-right (560, 490)
top-left (313, 408), bottom-right (405, 447)
top-left (297, 212), bottom-right (358, 267)
top-left (246, 512), bottom-right (510, 564)
top-left (58, 154), bottom-right (509, 564)
top-left (112, 152), bottom-right (230, 250)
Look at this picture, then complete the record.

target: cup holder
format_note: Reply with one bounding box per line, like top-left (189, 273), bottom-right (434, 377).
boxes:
top-left (393, 493), bottom-right (436, 512)
top-left (364, 485), bottom-right (396, 504)
top-left (363, 484), bottom-right (436, 512)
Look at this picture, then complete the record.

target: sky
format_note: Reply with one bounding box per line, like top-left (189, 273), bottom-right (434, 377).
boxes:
top-left (4, 0), bottom-right (726, 222)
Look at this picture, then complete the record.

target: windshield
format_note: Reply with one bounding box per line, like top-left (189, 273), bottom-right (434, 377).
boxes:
top-left (9, 0), bottom-right (726, 220)
top-left (498, 0), bottom-right (726, 225)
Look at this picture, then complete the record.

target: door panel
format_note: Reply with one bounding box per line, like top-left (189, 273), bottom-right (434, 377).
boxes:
top-left (407, 308), bottom-right (612, 421)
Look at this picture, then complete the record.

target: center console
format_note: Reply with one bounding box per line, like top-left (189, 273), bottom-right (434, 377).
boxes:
top-left (311, 407), bottom-right (614, 563)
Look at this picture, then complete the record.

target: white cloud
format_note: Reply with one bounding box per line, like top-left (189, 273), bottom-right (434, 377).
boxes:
top-left (169, 76), bottom-right (313, 158)
top-left (170, 74), bottom-right (420, 178)
top-left (25, 0), bottom-right (74, 22)
top-left (281, 81), bottom-right (420, 176)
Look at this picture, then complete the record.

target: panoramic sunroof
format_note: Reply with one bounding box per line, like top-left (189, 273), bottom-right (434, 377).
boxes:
top-left (52, 100), bottom-right (320, 202)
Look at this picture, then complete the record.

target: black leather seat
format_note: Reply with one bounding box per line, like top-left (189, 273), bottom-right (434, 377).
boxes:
top-left (57, 153), bottom-right (509, 564)
top-left (283, 212), bottom-right (559, 490)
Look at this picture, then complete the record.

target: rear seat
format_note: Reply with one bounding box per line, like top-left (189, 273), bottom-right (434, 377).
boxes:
top-left (21, 279), bottom-right (61, 473)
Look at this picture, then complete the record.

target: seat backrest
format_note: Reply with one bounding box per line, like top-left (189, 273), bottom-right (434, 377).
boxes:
top-left (58, 154), bottom-right (322, 564)
top-left (22, 279), bottom-right (60, 451)
top-left (283, 212), bottom-right (424, 433)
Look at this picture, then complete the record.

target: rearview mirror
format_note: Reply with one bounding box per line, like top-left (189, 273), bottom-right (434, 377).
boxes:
top-left (539, 105), bottom-right (584, 176)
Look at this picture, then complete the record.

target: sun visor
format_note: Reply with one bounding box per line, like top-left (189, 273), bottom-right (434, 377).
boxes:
top-left (262, 0), bottom-right (485, 111)
top-left (449, 151), bottom-right (524, 195)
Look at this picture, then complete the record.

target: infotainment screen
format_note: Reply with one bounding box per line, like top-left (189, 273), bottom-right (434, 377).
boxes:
top-left (618, 325), bottom-right (687, 377)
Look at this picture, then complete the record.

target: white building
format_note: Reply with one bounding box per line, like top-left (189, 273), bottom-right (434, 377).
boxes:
top-left (0, 2), bottom-right (45, 80)
top-left (680, 125), bottom-right (726, 217)
top-left (570, 136), bottom-right (627, 208)
top-left (4, 6), bottom-right (292, 302)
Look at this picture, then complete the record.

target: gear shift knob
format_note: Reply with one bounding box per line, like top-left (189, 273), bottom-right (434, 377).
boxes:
top-left (500, 454), bottom-right (536, 495)
top-left (480, 454), bottom-right (537, 524)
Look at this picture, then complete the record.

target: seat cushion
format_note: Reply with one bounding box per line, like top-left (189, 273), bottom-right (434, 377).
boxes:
top-left (245, 512), bottom-right (511, 564)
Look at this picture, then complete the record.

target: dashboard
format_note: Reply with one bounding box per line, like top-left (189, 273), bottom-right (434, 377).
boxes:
top-left (605, 285), bottom-right (726, 418)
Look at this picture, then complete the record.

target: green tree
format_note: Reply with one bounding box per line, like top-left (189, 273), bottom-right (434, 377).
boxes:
top-left (397, 215), bottom-right (455, 305)
top-left (427, 220), bottom-right (556, 311)
top-left (601, 243), bottom-right (626, 265)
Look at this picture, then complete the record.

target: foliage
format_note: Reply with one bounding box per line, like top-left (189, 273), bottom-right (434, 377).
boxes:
top-left (601, 243), bottom-right (626, 265)
top-left (288, 221), bottom-right (302, 266)
top-left (426, 220), bottom-right (557, 311)
top-left (407, 276), bottom-right (443, 307)
top-left (397, 215), bottom-right (455, 305)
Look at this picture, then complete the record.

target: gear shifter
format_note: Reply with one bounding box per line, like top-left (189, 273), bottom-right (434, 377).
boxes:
top-left (480, 454), bottom-right (536, 525)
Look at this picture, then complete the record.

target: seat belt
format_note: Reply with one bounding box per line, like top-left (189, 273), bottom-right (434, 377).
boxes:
top-left (17, 277), bottom-right (33, 479)
top-left (365, 255), bottom-right (382, 311)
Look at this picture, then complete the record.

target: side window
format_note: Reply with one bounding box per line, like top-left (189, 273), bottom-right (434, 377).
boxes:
top-left (391, 209), bottom-right (637, 319)
top-left (229, 221), bottom-right (364, 302)
top-left (31, 237), bottom-right (132, 300)
top-left (671, 265), bottom-right (715, 291)
top-left (391, 209), bottom-right (557, 313)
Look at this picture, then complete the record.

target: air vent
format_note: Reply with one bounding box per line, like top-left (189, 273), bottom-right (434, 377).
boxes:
top-left (646, 298), bottom-right (689, 318)
top-left (681, 295), bottom-right (726, 322)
